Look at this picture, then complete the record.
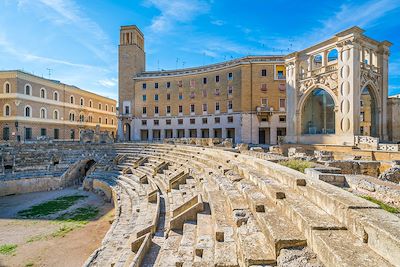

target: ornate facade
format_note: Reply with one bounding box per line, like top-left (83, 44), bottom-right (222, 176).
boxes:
top-left (0, 70), bottom-right (117, 141)
top-left (285, 27), bottom-right (391, 145)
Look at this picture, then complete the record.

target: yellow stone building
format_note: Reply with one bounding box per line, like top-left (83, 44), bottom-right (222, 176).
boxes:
top-left (0, 70), bottom-right (117, 141)
top-left (118, 25), bottom-right (287, 144)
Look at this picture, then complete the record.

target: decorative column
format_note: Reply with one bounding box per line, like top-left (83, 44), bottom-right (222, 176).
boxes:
top-left (379, 41), bottom-right (392, 141)
top-left (285, 57), bottom-right (297, 143)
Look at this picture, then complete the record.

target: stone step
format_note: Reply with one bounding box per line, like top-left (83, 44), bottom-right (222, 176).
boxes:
top-left (176, 221), bottom-right (197, 265)
top-left (311, 230), bottom-right (392, 267)
top-left (194, 212), bottom-right (214, 265)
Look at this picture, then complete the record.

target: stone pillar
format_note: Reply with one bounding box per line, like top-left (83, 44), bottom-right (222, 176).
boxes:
top-left (285, 60), bottom-right (297, 143)
top-left (379, 41), bottom-right (392, 141)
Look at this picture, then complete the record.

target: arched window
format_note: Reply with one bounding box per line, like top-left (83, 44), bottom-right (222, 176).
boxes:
top-left (98, 103), bottom-right (102, 110)
top-left (111, 106), bottom-right (114, 112)
top-left (105, 104), bottom-right (108, 111)
top-left (54, 91), bottom-right (59, 101)
top-left (40, 88), bottom-right (46, 98)
top-left (25, 84), bottom-right (32, 95)
top-left (99, 117), bottom-right (102, 124)
top-left (79, 114), bottom-right (85, 122)
top-left (40, 108), bottom-right (47, 119)
top-left (302, 88), bottom-right (335, 134)
top-left (25, 106), bottom-right (32, 117)
top-left (69, 112), bottom-right (75, 121)
top-left (3, 82), bottom-right (11, 94)
top-left (4, 104), bottom-right (11, 116)
top-left (111, 119), bottom-right (114, 125)
top-left (313, 54), bottom-right (322, 68)
top-left (327, 49), bottom-right (338, 62)
top-left (88, 115), bottom-right (93, 123)
top-left (80, 98), bottom-right (84, 106)
top-left (70, 95), bottom-right (75, 104)
top-left (89, 100), bottom-right (92, 108)
top-left (53, 110), bottom-right (59, 120)
top-left (105, 118), bottom-right (108, 124)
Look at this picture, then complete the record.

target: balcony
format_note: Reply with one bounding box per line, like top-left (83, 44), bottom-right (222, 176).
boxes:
top-left (120, 113), bottom-right (132, 118)
top-left (275, 74), bottom-right (286, 80)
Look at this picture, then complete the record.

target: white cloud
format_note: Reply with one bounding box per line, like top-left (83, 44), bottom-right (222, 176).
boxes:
top-left (99, 78), bottom-right (118, 88)
top-left (145, 0), bottom-right (210, 33)
top-left (211, 20), bottom-right (225, 26)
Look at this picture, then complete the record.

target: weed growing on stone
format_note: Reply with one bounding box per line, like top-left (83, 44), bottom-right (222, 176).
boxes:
top-left (56, 206), bottom-right (99, 225)
top-left (0, 244), bottom-right (17, 255)
top-left (278, 160), bottom-right (315, 173)
top-left (361, 196), bottom-right (399, 213)
top-left (17, 195), bottom-right (87, 218)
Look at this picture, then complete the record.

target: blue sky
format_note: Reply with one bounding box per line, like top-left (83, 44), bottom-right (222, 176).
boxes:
top-left (0, 0), bottom-right (399, 100)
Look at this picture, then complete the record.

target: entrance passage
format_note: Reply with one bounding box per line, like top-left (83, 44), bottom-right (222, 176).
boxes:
top-left (140, 130), bottom-right (148, 141)
top-left (189, 129), bottom-right (197, 138)
top-left (201, 129), bottom-right (209, 138)
top-left (124, 123), bottom-right (131, 141)
top-left (3, 127), bottom-right (9, 141)
top-left (226, 128), bottom-right (235, 143)
top-left (360, 86), bottom-right (378, 137)
top-left (277, 127), bottom-right (286, 143)
top-left (177, 129), bottom-right (185, 138)
top-left (165, 129), bottom-right (173, 139)
top-left (214, 128), bottom-right (222, 138)
top-left (259, 128), bottom-right (270, 144)
top-left (153, 130), bottom-right (161, 141)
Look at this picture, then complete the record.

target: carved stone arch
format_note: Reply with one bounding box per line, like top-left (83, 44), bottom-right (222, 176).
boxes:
top-left (360, 80), bottom-right (381, 106)
top-left (297, 83), bottom-right (339, 114)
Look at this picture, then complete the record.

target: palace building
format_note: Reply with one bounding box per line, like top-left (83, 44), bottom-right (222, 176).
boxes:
top-left (118, 26), bottom-right (287, 144)
top-left (0, 70), bottom-right (117, 141)
top-left (118, 25), bottom-right (392, 145)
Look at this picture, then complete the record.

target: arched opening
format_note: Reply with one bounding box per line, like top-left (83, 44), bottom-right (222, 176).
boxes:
top-left (360, 86), bottom-right (378, 137)
top-left (302, 88), bottom-right (335, 134)
top-left (327, 49), bottom-right (338, 62)
top-left (124, 123), bottom-right (131, 141)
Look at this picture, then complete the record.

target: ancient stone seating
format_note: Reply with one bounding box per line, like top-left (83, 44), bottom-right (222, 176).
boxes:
top-left (97, 142), bottom-right (400, 267)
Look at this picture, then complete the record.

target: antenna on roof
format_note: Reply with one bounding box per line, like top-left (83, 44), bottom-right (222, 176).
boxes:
top-left (46, 68), bottom-right (53, 79)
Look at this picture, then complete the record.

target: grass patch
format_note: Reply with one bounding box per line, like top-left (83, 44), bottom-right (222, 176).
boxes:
top-left (0, 244), bottom-right (17, 255)
top-left (278, 159), bottom-right (315, 173)
top-left (361, 196), bottom-right (399, 213)
top-left (57, 206), bottom-right (99, 225)
top-left (25, 263), bottom-right (34, 267)
top-left (26, 234), bottom-right (46, 243)
top-left (51, 225), bottom-right (76, 238)
top-left (17, 195), bottom-right (87, 218)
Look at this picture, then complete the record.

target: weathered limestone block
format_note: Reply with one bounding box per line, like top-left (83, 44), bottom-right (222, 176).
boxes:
top-left (235, 143), bottom-right (249, 151)
top-left (379, 165), bottom-right (400, 184)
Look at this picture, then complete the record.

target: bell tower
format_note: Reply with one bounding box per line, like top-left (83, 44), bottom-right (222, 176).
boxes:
top-left (118, 25), bottom-right (145, 116)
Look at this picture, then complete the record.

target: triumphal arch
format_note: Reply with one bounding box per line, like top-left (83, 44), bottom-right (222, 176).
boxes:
top-left (285, 26), bottom-right (391, 145)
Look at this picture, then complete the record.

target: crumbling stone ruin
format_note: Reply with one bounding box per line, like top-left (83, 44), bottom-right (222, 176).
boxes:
top-left (1, 141), bottom-right (399, 267)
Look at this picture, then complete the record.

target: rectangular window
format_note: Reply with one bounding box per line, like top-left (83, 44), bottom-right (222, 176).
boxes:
top-left (142, 95), bottom-right (147, 101)
top-left (277, 70), bottom-right (285, 79)
top-left (279, 116), bottom-right (286, 122)
top-left (178, 80), bottom-right (183, 87)
top-left (167, 93), bottom-right (171, 100)
top-left (142, 83), bottom-right (146, 89)
top-left (154, 94), bottom-right (158, 101)
top-left (40, 128), bottom-right (47, 136)
top-left (215, 75), bottom-right (220, 83)
top-left (190, 104), bottom-right (195, 113)
top-left (142, 107), bottom-right (147, 114)
top-left (228, 86), bottom-right (233, 95)
top-left (279, 83), bottom-right (286, 92)
top-left (155, 82), bottom-right (159, 89)
top-left (203, 103), bottom-right (207, 112)
top-left (166, 119), bottom-right (171, 125)
top-left (228, 100), bottom-right (233, 110)
top-left (360, 112), bottom-right (365, 122)
top-left (154, 119), bottom-right (159, 126)
top-left (179, 92), bottom-right (183, 100)
top-left (155, 106), bottom-right (159, 114)
top-left (125, 106), bottom-right (130, 114)
top-left (360, 100), bottom-right (364, 107)
top-left (178, 119), bottom-right (183, 125)
top-left (166, 106), bottom-right (171, 113)
top-left (261, 84), bottom-right (267, 92)
top-left (215, 117), bottom-right (220, 123)
top-left (261, 69), bottom-right (267, 76)
top-left (179, 105), bottom-right (183, 113)
top-left (190, 92), bottom-right (195, 99)
top-left (190, 118), bottom-right (195, 124)
top-left (142, 120), bottom-right (147, 126)
top-left (228, 72), bottom-right (233, 80)
top-left (190, 79), bottom-right (196, 88)
top-left (279, 98), bottom-right (286, 109)
top-left (261, 98), bottom-right (268, 106)
top-left (166, 82), bottom-right (171, 88)
top-left (203, 77), bottom-right (207, 84)
top-left (202, 118), bottom-right (207, 124)
top-left (227, 116), bottom-right (233, 123)
top-left (215, 88), bottom-right (220, 96)
top-left (215, 102), bottom-right (220, 111)
top-left (54, 128), bottom-right (59, 139)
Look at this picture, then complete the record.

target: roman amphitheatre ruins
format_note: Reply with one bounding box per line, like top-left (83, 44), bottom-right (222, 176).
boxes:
top-left (0, 137), bottom-right (399, 267)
